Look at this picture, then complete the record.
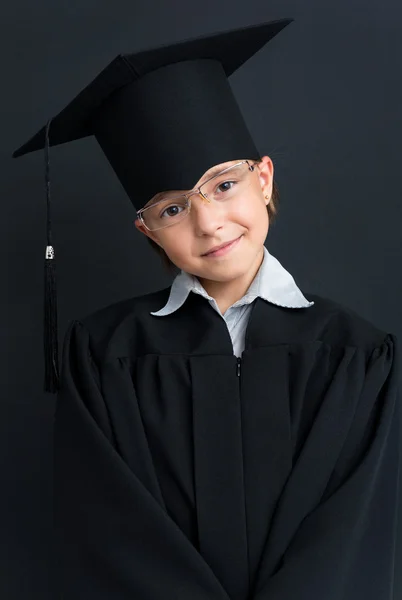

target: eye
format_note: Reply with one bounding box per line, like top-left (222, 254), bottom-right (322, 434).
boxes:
top-left (160, 204), bottom-right (186, 219)
top-left (215, 180), bottom-right (237, 194)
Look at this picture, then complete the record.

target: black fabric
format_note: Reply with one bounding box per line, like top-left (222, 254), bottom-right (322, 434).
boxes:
top-left (12, 19), bottom-right (292, 211)
top-left (54, 289), bottom-right (400, 599)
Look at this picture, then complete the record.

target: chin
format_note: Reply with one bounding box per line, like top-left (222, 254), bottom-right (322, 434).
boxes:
top-left (203, 261), bottom-right (249, 279)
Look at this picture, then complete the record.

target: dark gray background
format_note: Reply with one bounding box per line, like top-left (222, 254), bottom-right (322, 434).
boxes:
top-left (2, 0), bottom-right (401, 598)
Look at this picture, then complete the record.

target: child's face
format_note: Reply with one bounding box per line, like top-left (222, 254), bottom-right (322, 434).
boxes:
top-left (135, 155), bottom-right (273, 283)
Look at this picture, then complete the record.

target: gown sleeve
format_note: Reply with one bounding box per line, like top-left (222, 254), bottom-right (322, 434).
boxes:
top-left (53, 319), bottom-right (230, 600)
top-left (253, 333), bottom-right (401, 600)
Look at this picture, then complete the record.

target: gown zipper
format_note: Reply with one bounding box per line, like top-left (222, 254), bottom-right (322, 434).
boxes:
top-left (236, 354), bottom-right (250, 593)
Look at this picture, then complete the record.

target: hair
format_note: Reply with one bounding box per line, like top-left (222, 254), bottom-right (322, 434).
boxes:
top-left (145, 157), bottom-right (280, 275)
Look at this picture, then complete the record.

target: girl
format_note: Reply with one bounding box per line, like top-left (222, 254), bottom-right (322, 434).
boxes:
top-left (14, 20), bottom-right (400, 600)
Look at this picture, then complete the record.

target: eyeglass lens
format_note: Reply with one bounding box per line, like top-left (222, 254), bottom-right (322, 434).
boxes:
top-left (141, 162), bottom-right (255, 231)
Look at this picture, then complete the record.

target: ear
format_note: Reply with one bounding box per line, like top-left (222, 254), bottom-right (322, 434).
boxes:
top-left (257, 156), bottom-right (274, 202)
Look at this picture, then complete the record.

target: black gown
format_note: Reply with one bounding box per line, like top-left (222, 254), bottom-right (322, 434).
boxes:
top-left (53, 286), bottom-right (400, 600)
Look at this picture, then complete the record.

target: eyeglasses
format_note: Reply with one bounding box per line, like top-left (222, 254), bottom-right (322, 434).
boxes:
top-left (136, 160), bottom-right (259, 231)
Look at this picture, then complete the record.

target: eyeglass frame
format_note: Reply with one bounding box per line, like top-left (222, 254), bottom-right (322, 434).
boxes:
top-left (136, 159), bottom-right (260, 231)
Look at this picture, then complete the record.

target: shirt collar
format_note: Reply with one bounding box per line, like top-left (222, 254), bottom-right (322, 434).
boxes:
top-left (151, 245), bottom-right (314, 316)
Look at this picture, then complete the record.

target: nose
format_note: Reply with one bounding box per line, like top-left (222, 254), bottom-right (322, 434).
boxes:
top-left (189, 192), bottom-right (225, 233)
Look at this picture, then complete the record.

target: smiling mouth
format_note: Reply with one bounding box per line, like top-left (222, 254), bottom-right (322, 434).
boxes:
top-left (202, 235), bottom-right (243, 257)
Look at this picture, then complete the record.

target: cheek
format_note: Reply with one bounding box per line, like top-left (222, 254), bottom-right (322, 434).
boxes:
top-left (160, 231), bottom-right (192, 265)
top-left (231, 197), bottom-right (268, 230)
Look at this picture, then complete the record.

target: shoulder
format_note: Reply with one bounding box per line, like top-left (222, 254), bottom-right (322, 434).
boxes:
top-left (79, 286), bottom-right (171, 329)
top-left (67, 286), bottom-right (171, 362)
top-left (296, 291), bottom-right (394, 353)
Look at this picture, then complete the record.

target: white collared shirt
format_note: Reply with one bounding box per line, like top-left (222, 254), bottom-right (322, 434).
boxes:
top-left (151, 245), bottom-right (315, 357)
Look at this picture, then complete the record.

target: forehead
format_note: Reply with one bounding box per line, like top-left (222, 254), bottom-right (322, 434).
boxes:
top-left (144, 159), bottom-right (241, 208)
top-left (200, 159), bottom-right (240, 180)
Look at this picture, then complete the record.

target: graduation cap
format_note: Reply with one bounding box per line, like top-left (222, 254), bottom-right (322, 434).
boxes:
top-left (13, 18), bottom-right (294, 393)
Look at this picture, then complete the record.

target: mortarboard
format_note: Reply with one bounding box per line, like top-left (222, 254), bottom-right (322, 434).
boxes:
top-left (12, 18), bottom-right (294, 393)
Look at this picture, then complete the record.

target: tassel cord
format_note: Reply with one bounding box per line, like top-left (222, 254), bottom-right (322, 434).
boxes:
top-left (44, 118), bottom-right (60, 393)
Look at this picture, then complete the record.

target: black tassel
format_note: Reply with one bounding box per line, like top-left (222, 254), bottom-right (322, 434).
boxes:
top-left (44, 119), bottom-right (60, 393)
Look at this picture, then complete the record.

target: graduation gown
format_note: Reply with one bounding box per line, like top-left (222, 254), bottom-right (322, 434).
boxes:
top-left (53, 287), bottom-right (400, 600)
